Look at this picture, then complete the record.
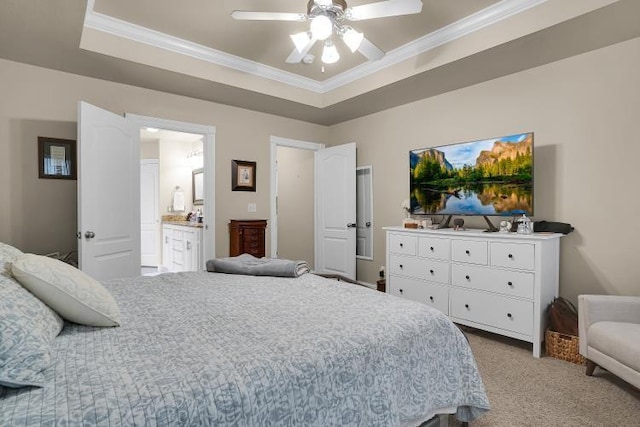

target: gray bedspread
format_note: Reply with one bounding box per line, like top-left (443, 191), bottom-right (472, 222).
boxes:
top-left (0, 272), bottom-right (489, 426)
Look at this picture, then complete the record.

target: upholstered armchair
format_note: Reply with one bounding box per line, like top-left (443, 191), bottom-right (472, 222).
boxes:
top-left (578, 295), bottom-right (640, 389)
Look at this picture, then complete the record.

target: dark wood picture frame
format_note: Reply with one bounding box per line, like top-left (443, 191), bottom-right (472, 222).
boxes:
top-left (231, 160), bottom-right (256, 192)
top-left (38, 136), bottom-right (77, 180)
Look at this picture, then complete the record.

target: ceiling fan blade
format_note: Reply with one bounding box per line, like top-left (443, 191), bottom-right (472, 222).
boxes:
top-left (231, 11), bottom-right (307, 21)
top-left (286, 38), bottom-right (317, 63)
top-left (357, 37), bottom-right (385, 61)
top-left (346, 0), bottom-right (423, 21)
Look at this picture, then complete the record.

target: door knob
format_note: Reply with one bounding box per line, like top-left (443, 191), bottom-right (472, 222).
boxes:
top-left (365, 222), bottom-right (371, 227)
top-left (347, 223), bottom-right (357, 228)
top-left (84, 231), bottom-right (96, 239)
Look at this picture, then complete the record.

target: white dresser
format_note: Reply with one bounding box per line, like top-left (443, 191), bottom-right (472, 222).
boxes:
top-left (384, 226), bottom-right (563, 357)
top-left (162, 223), bottom-right (203, 272)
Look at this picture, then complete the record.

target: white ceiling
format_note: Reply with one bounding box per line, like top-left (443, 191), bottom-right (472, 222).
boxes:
top-left (1, 0), bottom-right (639, 125)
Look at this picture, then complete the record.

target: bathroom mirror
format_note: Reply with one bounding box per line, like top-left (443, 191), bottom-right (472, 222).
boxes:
top-left (192, 168), bottom-right (203, 205)
top-left (356, 166), bottom-right (373, 260)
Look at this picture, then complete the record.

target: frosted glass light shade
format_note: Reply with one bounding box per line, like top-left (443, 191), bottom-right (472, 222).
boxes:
top-left (315, 0), bottom-right (333, 6)
top-left (321, 41), bottom-right (340, 64)
top-left (342, 28), bottom-right (363, 52)
top-left (310, 15), bottom-right (333, 40)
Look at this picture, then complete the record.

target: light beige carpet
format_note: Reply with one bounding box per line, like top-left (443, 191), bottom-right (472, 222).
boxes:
top-left (454, 328), bottom-right (640, 426)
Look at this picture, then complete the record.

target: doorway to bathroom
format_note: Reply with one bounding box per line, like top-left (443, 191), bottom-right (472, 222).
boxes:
top-left (77, 102), bottom-right (215, 281)
top-left (139, 128), bottom-right (207, 275)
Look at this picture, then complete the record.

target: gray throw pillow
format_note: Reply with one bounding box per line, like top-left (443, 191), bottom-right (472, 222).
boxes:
top-left (0, 269), bottom-right (64, 388)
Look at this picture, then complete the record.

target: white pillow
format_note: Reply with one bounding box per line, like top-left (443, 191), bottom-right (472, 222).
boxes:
top-left (0, 241), bottom-right (24, 275)
top-left (11, 254), bottom-right (121, 327)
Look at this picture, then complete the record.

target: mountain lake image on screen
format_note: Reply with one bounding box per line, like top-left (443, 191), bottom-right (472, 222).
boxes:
top-left (409, 132), bottom-right (534, 216)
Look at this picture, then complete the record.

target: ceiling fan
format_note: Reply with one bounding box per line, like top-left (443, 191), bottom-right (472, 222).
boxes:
top-left (231, 0), bottom-right (423, 65)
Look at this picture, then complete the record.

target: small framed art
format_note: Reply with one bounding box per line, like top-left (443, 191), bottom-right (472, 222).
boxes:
top-left (38, 137), bottom-right (77, 180)
top-left (231, 160), bottom-right (256, 192)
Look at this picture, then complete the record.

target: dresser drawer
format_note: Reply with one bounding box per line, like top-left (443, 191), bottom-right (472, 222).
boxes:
top-left (491, 242), bottom-right (535, 270)
top-left (418, 236), bottom-right (450, 260)
top-left (451, 264), bottom-right (534, 299)
top-left (171, 228), bottom-right (183, 240)
top-left (388, 276), bottom-right (449, 314)
top-left (389, 255), bottom-right (449, 284)
top-left (389, 234), bottom-right (417, 256)
top-left (450, 288), bottom-right (533, 336)
top-left (451, 240), bottom-right (488, 265)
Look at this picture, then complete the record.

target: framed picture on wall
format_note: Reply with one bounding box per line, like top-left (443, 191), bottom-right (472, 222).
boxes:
top-left (192, 168), bottom-right (204, 205)
top-left (38, 136), bottom-right (77, 180)
top-left (231, 160), bottom-right (256, 192)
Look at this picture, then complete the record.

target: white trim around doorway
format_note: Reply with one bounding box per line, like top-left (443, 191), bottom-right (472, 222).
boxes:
top-left (126, 114), bottom-right (216, 266)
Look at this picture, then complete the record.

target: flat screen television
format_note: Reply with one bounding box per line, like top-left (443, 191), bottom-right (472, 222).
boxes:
top-left (410, 132), bottom-right (533, 223)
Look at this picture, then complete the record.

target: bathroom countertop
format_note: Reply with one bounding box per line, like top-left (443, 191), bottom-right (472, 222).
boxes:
top-left (162, 220), bottom-right (204, 228)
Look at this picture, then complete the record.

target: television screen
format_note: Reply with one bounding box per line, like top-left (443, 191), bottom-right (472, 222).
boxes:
top-left (410, 132), bottom-right (533, 216)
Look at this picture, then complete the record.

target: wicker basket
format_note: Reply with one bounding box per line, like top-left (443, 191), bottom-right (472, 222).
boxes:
top-left (545, 329), bottom-right (585, 365)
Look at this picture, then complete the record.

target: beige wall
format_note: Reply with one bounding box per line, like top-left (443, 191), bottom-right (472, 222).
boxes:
top-left (159, 138), bottom-right (194, 215)
top-left (0, 58), bottom-right (329, 258)
top-left (276, 146), bottom-right (314, 268)
top-left (2, 35), bottom-right (639, 302)
top-left (140, 139), bottom-right (159, 160)
top-left (331, 37), bottom-right (640, 301)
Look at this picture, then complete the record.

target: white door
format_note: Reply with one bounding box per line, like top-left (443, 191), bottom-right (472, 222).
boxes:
top-left (314, 143), bottom-right (357, 280)
top-left (78, 101), bottom-right (140, 280)
top-left (140, 160), bottom-right (160, 266)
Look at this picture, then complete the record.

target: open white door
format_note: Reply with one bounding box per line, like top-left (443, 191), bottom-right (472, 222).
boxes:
top-left (314, 143), bottom-right (357, 280)
top-left (78, 101), bottom-right (140, 280)
top-left (140, 160), bottom-right (160, 267)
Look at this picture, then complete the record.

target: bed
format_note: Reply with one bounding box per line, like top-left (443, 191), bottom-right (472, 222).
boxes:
top-left (1, 264), bottom-right (489, 426)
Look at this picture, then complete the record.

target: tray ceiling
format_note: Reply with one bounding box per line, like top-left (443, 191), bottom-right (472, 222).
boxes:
top-left (1, 0), bottom-right (638, 125)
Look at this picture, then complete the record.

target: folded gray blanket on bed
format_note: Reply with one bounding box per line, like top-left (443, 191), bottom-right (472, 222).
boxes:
top-left (206, 253), bottom-right (310, 277)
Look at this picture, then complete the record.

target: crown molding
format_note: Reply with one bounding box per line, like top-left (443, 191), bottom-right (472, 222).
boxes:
top-left (322, 0), bottom-right (548, 91)
top-left (83, 1), bottom-right (324, 93)
top-left (83, 0), bottom-right (548, 95)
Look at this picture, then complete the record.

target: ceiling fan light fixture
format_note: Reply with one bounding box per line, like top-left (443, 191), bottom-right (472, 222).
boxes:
top-left (321, 40), bottom-right (340, 64)
top-left (342, 27), bottom-right (363, 52)
top-left (290, 32), bottom-right (312, 53)
top-left (310, 15), bottom-right (333, 40)
top-left (315, 0), bottom-right (333, 7)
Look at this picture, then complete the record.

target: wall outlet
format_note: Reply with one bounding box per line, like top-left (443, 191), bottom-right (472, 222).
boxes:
top-left (248, 203), bottom-right (257, 213)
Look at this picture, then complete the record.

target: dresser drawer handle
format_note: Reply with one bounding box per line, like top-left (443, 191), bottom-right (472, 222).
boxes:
top-left (507, 281), bottom-right (513, 286)
top-left (507, 313), bottom-right (513, 319)
top-left (430, 246), bottom-right (434, 251)
top-left (465, 275), bottom-right (470, 281)
top-left (400, 243), bottom-right (404, 248)
top-left (464, 304), bottom-right (470, 309)
top-left (508, 254), bottom-right (513, 259)
top-left (399, 289), bottom-right (404, 294)
top-left (399, 264), bottom-right (403, 269)
top-left (429, 296), bottom-right (434, 302)
top-left (465, 250), bottom-right (470, 255)
top-left (429, 269), bottom-right (434, 275)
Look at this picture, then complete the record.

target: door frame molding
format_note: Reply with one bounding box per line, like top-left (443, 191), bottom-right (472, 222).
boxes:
top-left (269, 136), bottom-right (325, 259)
top-left (127, 114), bottom-right (216, 266)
